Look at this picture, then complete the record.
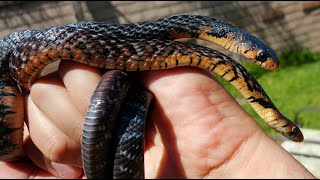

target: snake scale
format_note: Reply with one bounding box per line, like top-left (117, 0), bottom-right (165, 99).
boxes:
top-left (0, 14), bottom-right (303, 178)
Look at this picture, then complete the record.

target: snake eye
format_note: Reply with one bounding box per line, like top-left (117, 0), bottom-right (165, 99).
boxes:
top-left (257, 51), bottom-right (268, 62)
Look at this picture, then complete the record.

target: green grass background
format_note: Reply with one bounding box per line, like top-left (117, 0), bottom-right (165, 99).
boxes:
top-left (215, 49), bottom-right (320, 137)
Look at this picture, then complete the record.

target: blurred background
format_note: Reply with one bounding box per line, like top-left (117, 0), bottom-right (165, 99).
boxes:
top-left (0, 1), bottom-right (319, 176)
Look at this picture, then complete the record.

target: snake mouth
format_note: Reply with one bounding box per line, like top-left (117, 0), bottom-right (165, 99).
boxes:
top-left (261, 58), bottom-right (279, 70)
top-left (241, 53), bottom-right (279, 71)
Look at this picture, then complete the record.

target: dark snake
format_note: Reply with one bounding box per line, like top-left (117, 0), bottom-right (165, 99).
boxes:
top-left (0, 14), bottom-right (303, 178)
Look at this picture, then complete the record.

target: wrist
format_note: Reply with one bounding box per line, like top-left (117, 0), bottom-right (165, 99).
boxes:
top-left (218, 130), bottom-right (315, 178)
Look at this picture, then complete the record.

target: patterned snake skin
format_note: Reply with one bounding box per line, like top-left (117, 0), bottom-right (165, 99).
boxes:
top-left (0, 14), bottom-right (303, 178)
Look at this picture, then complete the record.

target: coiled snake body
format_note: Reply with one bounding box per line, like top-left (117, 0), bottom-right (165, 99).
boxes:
top-left (0, 15), bottom-right (303, 178)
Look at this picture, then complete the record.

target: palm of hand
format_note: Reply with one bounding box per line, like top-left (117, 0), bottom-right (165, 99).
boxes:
top-left (0, 62), bottom-right (314, 178)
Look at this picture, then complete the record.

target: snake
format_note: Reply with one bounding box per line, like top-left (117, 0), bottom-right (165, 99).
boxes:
top-left (0, 14), bottom-right (303, 178)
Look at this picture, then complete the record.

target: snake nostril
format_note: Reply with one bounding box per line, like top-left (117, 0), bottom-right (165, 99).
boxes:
top-left (269, 62), bottom-right (279, 70)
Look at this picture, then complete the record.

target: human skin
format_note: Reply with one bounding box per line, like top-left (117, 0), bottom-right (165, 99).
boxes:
top-left (0, 61), bottom-right (315, 178)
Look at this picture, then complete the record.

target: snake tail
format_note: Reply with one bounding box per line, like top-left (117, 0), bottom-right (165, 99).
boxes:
top-left (82, 70), bottom-right (131, 178)
top-left (82, 70), bottom-right (153, 179)
top-left (112, 84), bottom-right (153, 179)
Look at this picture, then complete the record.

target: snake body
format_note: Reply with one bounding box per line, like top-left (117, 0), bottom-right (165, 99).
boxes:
top-left (82, 70), bottom-right (153, 178)
top-left (0, 15), bottom-right (303, 178)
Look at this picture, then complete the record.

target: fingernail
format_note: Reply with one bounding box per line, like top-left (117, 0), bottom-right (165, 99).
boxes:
top-left (51, 162), bottom-right (81, 178)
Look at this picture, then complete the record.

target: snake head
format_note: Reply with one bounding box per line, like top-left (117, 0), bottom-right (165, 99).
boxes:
top-left (273, 115), bottom-right (304, 142)
top-left (238, 36), bottom-right (280, 71)
top-left (278, 126), bottom-right (304, 142)
top-left (288, 126), bottom-right (304, 142)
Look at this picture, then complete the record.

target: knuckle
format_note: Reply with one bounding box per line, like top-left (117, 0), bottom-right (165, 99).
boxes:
top-left (46, 134), bottom-right (69, 163)
top-left (30, 83), bottom-right (49, 103)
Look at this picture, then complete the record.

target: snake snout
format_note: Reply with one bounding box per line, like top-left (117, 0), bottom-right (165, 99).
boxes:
top-left (287, 126), bottom-right (304, 142)
top-left (261, 57), bottom-right (279, 70)
top-left (276, 115), bottom-right (304, 142)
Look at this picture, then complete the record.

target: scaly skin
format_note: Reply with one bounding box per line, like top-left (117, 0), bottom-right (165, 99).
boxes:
top-left (0, 15), bottom-right (302, 166)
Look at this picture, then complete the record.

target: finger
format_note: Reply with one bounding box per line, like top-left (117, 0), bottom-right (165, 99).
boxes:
top-left (0, 160), bottom-right (53, 179)
top-left (24, 135), bottom-right (83, 178)
top-left (30, 71), bottom-right (84, 143)
top-left (58, 60), bottom-right (102, 116)
top-left (26, 94), bottom-right (83, 167)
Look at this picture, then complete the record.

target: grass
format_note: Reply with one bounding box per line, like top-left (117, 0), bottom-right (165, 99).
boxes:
top-left (215, 54), bottom-right (320, 137)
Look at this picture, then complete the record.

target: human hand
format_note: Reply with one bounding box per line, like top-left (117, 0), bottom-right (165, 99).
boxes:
top-left (0, 61), bottom-right (315, 178)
